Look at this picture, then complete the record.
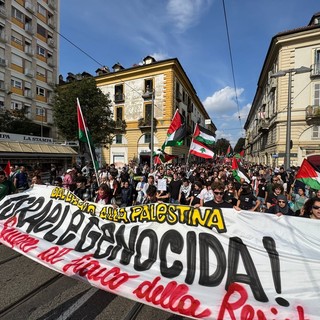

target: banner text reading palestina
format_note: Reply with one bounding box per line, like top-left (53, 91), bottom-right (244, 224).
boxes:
top-left (50, 187), bottom-right (227, 233)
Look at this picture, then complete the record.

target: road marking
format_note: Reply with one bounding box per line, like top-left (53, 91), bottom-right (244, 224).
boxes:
top-left (56, 287), bottom-right (98, 320)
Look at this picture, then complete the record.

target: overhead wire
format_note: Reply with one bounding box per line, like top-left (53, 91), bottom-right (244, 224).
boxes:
top-left (221, 0), bottom-right (243, 132)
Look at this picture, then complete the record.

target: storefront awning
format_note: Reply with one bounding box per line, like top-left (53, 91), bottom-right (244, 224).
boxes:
top-left (0, 141), bottom-right (77, 157)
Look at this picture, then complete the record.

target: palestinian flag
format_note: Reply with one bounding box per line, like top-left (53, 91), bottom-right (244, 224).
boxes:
top-left (194, 124), bottom-right (215, 146)
top-left (162, 109), bottom-right (186, 149)
top-left (234, 150), bottom-right (245, 159)
top-left (77, 98), bottom-right (99, 171)
top-left (296, 159), bottom-right (320, 190)
top-left (226, 145), bottom-right (233, 158)
top-left (189, 139), bottom-right (214, 159)
top-left (232, 157), bottom-right (250, 183)
top-left (153, 150), bottom-right (177, 164)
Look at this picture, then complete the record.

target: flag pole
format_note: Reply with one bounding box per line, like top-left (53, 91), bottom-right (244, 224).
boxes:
top-left (186, 124), bottom-right (198, 168)
top-left (77, 98), bottom-right (100, 186)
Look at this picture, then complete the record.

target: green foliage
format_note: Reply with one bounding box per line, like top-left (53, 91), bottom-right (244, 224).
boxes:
top-left (234, 137), bottom-right (245, 153)
top-left (52, 76), bottom-right (115, 145)
top-left (213, 138), bottom-right (230, 155)
top-left (0, 108), bottom-right (41, 135)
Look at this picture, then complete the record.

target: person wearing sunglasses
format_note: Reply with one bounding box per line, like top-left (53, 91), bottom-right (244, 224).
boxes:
top-left (204, 181), bottom-right (240, 210)
top-left (267, 194), bottom-right (294, 216)
top-left (298, 197), bottom-right (320, 219)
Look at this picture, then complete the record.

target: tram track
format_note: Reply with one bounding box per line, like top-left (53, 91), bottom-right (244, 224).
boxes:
top-left (0, 274), bottom-right (63, 318)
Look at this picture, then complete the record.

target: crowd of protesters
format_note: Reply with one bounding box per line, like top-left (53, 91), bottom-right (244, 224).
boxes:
top-left (1, 160), bottom-right (320, 220)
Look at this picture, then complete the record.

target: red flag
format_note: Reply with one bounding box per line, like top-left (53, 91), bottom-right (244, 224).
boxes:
top-left (4, 160), bottom-right (10, 177)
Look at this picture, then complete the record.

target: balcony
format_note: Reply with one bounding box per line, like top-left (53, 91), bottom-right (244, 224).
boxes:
top-left (0, 31), bottom-right (8, 43)
top-left (0, 58), bottom-right (7, 67)
top-left (48, 0), bottom-right (56, 10)
top-left (25, 23), bottom-right (35, 35)
top-left (25, 46), bottom-right (34, 56)
top-left (25, 69), bottom-right (35, 78)
top-left (48, 39), bottom-right (55, 48)
top-left (306, 105), bottom-right (320, 125)
top-left (269, 77), bottom-right (277, 92)
top-left (24, 90), bottom-right (34, 100)
top-left (257, 119), bottom-right (269, 133)
top-left (114, 119), bottom-right (127, 132)
top-left (25, 1), bottom-right (35, 13)
top-left (138, 117), bottom-right (158, 130)
top-left (310, 63), bottom-right (320, 78)
top-left (0, 7), bottom-right (7, 18)
top-left (114, 93), bottom-right (125, 103)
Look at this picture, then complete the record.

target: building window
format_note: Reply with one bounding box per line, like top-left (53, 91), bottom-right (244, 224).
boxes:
top-left (114, 84), bottom-right (124, 102)
top-left (0, 99), bottom-right (4, 111)
top-left (36, 86), bottom-right (46, 97)
top-left (12, 7), bottom-right (24, 22)
top-left (116, 106), bottom-right (123, 121)
top-left (144, 133), bottom-right (151, 144)
top-left (37, 3), bottom-right (46, 16)
top-left (11, 78), bottom-right (22, 89)
top-left (144, 79), bottom-right (153, 92)
top-left (115, 135), bottom-right (122, 144)
top-left (312, 126), bottom-right (320, 139)
top-left (11, 101), bottom-right (22, 110)
top-left (36, 65), bottom-right (46, 78)
top-left (37, 24), bottom-right (46, 38)
top-left (144, 103), bottom-right (152, 120)
top-left (314, 83), bottom-right (320, 105)
top-left (36, 107), bottom-right (45, 116)
top-left (37, 45), bottom-right (46, 57)
top-left (11, 31), bottom-right (23, 45)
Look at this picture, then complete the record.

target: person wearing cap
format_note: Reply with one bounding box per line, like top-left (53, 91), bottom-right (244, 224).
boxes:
top-left (237, 182), bottom-right (260, 211)
top-left (267, 195), bottom-right (295, 216)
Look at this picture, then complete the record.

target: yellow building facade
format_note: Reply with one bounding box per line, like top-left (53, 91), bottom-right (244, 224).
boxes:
top-left (244, 13), bottom-right (320, 167)
top-left (94, 56), bottom-right (216, 167)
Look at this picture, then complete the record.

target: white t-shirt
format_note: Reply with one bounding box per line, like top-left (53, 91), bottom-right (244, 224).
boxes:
top-left (199, 188), bottom-right (214, 203)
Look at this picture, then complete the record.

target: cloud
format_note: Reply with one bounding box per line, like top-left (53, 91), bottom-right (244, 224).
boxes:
top-left (166, 0), bottom-right (213, 32)
top-left (202, 86), bottom-right (244, 114)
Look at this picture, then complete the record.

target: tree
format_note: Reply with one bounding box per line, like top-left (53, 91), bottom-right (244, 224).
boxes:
top-left (52, 76), bottom-right (116, 146)
top-left (234, 137), bottom-right (245, 153)
top-left (213, 138), bottom-right (230, 155)
top-left (0, 108), bottom-right (41, 135)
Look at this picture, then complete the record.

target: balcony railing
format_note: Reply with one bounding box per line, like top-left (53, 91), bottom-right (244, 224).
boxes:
top-left (306, 105), bottom-right (320, 125)
top-left (114, 93), bottom-right (125, 103)
top-left (115, 119), bottom-right (127, 132)
top-left (310, 63), bottom-right (320, 78)
top-left (138, 117), bottom-right (158, 129)
top-left (257, 119), bottom-right (269, 133)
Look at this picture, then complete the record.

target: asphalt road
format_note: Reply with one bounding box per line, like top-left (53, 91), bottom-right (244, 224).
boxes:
top-left (0, 244), bottom-right (189, 320)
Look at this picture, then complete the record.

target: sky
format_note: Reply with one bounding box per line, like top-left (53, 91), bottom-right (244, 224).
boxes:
top-left (59, 0), bottom-right (320, 147)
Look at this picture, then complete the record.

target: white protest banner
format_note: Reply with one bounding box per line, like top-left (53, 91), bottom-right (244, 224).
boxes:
top-left (0, 185), bottom-right (319, 319)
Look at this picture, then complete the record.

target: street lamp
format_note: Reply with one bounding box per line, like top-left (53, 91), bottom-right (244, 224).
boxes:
top-left (271, 66), bottom-right (312, 169)
top-left (142, 87), bottom-right (155, 170)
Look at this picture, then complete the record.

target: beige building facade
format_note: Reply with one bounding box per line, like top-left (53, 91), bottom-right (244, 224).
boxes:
top-left (244, 13), bottom-right (320, 167)
top-left (0, 0), bottom-right (59, 137)
top-left (95, 56), bottom-right (216, 167)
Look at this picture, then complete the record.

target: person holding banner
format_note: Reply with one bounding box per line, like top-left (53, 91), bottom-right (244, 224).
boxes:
top-left (266, 194), bottom-right (295, 216)
top-left (205, 181), bottom-right (241, 210)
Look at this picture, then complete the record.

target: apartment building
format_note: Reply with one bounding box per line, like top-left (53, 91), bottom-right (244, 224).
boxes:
top-left (244, 12), bottom-right (320, 167)
top-left (0, 0), bottom-right (59, 138)
top-left (93, 56), bottom-right (216, 167)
